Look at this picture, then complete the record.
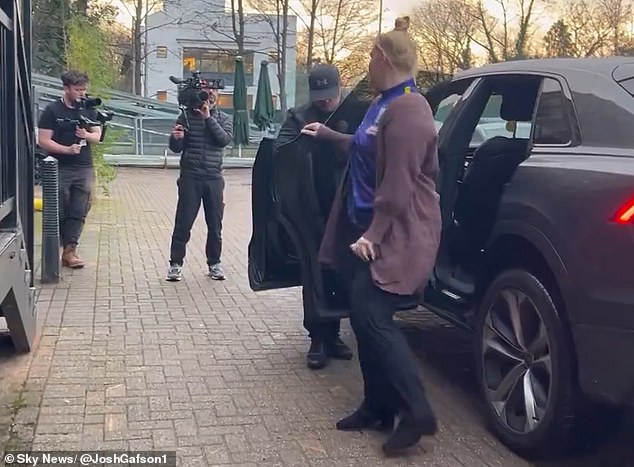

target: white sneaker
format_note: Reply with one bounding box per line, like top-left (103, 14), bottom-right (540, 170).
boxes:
top-left (208, 263), bottom-right (226, 280)
top-left (166, 263), bottom-right (183, 281)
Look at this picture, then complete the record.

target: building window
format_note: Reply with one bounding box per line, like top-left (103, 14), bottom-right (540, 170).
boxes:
top-left (182, 48), bottom-right (254, 86)
top-left (156, 46), bottom-right (168, 58)
top-left (156, 91), bottom-right (168, 101)
top-left (216, 94), bottom-right (254, 110)
top-left (217, 94), bottom-right (233, 109)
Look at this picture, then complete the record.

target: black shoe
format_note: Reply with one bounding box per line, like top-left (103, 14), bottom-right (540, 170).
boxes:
top-left (382, 412), bottom-right (437, 456)
top-left (336, 406), bottom-right (393, 432)
top-left (306, 340), bottom-right (328, 370)
top-left (325, 337), bottom-right (353, 360)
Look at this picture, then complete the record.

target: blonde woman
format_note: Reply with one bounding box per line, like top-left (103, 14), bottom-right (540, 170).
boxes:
top-left (301, 19), bottom-right (442, 455)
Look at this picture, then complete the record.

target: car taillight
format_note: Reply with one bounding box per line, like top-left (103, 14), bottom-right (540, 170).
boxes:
top-left (614, 198), bottom-right (634, 224)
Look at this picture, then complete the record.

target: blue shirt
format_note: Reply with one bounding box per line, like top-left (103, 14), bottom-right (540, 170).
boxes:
top-left (347, 78), bottom-right (418, 229)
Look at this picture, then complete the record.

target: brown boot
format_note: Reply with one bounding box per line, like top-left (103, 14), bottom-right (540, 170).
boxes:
top-left (62, 245), bottom-right (85, 269)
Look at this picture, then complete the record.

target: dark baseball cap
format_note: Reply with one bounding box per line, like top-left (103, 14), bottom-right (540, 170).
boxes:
top-left (309, 64), bottom-right (341, 102)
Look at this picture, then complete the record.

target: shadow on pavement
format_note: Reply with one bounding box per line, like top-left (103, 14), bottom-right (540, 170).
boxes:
top-left (396, 310), bottom-right (634, 467)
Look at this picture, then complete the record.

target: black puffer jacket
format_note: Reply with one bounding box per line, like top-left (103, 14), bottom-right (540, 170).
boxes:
top-left (169, 108), bottom-right (233, 179)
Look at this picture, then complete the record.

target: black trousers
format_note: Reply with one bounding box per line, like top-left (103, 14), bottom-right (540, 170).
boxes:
top-left (302, 287), bottom-right (341, 341)
top-left (58, 166), bottom-right (94, 247)
top-left (348, 261), bottom-right (434, 421)
top-left (169, 175), bottom-right (224, 266)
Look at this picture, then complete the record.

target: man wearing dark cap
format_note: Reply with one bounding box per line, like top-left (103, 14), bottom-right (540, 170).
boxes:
top-left (274, 64), bottom-right (353, 370)
top-left (275, 64), bottom-right (343, 148)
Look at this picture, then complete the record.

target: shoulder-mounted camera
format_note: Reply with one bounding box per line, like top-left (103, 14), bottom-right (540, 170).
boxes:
top-left (169, 71), bottom-right (225, 110)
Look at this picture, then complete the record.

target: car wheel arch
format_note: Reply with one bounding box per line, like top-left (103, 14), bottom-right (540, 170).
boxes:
top-left (479, 233), bottom-right (575, 364)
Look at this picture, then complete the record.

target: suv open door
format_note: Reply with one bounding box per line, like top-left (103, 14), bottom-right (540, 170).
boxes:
top-left (247, 82), bottom-right (372, 315)
top-left (247, 136), bottom-right (303, 291)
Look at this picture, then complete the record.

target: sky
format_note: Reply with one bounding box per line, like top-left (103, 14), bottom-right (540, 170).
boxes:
top-left (113, 0), bottom-right (436, 29)
top-left (113, 0), bottom-right (556, 37)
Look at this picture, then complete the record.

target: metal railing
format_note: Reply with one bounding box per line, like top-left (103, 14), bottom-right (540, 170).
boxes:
top-left (32, 73), bottom-right (277, 166)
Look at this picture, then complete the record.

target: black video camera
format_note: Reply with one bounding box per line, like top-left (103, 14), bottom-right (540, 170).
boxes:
top-left (56, 95), bottom-right (115, 143)
top-left (169, 71), bottom-right (225, 110)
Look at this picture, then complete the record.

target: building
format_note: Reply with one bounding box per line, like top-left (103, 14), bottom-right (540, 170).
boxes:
top-left (143, 0), bottom-right (297, 111)
top-left (1, 0), bottom-right (37, 353)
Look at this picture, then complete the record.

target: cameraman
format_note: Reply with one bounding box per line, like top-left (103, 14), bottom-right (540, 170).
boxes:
top-left (166, 80), bottom-right (233, 281)
top-left (37, 70), bottom-right (101, 269)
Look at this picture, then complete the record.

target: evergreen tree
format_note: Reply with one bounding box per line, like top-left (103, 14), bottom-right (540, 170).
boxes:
top-left (544, 19), bottom-right (574, 58)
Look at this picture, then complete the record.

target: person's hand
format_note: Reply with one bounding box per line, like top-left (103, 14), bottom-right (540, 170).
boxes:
top-left (172, 124), bottom-right (185, 140)
top-left (301, 122), bottom-right (329, 139)
top-left (208, 92), bottom-right (217, 109)
top-left (350, 236), bottom-right (377, 262)
top-left (195, 101), bottom-right (211, 119)
top-left (67, 144), bottom-right (82, 155)
top-left (75, 126), bottom-right (87, 139)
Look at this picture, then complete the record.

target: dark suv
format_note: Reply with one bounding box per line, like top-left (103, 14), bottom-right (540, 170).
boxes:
top-left (248, 57), bottom-right (634, 457)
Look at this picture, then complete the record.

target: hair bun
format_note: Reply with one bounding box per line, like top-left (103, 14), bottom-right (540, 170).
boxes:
top-left (394, 16), bottom-right (410, 32)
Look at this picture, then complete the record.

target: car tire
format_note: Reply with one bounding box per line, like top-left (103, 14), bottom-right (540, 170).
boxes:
top-left (475, 269), bottom-right (578, 459)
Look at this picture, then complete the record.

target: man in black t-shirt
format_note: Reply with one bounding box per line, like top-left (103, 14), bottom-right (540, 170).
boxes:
top-left (37, 70), bottom-right (102, 268)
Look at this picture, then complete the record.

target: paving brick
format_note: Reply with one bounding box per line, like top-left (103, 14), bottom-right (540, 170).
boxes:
top-left (11, 168), bottom-right (627, 467)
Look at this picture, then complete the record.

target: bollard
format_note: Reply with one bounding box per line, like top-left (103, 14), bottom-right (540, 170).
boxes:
top-left (40, 156), bottom-right (60, 283)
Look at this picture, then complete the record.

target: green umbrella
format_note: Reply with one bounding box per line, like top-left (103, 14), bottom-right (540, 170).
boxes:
top-left (253, 60), bottom-right (275, 131)
top-left (232, 56), bottom-right (250, 156)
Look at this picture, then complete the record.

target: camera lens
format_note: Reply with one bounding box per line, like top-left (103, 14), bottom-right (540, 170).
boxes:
top-left (199, 91), bottom-right (209, 101)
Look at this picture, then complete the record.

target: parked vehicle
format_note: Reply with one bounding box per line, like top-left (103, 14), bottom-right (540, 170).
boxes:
top-left (248, 57), bottom-right (634, 458)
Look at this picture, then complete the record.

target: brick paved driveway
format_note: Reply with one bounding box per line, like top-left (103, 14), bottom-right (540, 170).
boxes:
top-left (3, 168), bottom-right (633, 466)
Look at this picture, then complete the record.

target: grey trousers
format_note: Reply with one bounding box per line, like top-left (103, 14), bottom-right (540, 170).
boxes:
top-left (58, 166), bottom-right (94, 247)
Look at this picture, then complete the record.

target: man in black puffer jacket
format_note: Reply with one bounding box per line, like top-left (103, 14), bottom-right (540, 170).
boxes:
top-left (166, 82), bottom-right (233, 282)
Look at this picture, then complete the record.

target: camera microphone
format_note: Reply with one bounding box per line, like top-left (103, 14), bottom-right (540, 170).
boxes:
top-left (169, 76), bottom-right (185, 84)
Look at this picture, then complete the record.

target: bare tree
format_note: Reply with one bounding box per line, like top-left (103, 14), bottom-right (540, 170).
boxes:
top-left (334, 35), bottom-right (374, 86)
top-left (300, 0), bottom-right (320, 70)
top-left (514, 0), bottom-right (540, 58)
top-left (312, 0), bottom-right (379, 65)
top-left (562, 0), bottom-right (634, 56)
top-left (410, 0), bottom-right (476, 75)
top-left (247, 0), bottom-right (293, 114)
top-left (189, 0), bottom-right (250, 55)
top-left (598, 0), bottom-right (633, 54)
top-left (562, 0), bottom-right (614, 56)
top-left (120, 0), bottom-right (190, 95)
top-left (468, 0), bottom-right (542, 62)
top-left (231, 0), bottom-right (246, 54)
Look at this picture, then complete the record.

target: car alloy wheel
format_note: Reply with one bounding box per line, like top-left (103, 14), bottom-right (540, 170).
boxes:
top-left (475, 269), bottom-right (581, 458)
top-left (481, 287), bottom-right (552, 435)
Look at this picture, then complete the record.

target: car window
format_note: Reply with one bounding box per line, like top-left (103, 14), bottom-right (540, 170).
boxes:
top-left (533, 78), bottom-right (572, 145)
top-left (434, 93), bottom-right (461, 127)
top-left (429, 78), bottom-right (477, 133)
top-left (471, 93), bottom-right (533, 147)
